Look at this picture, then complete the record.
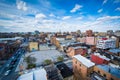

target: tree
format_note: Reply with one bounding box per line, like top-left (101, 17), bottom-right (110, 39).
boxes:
top-left (25, 56), bottom-right (36, 64)
top-left (44, 59), bottom-right (52, 65)
top-left (25, 56), bottom-right (36, 69)
top-left (27, 64), bottom-right (36, 69)
top-left (57, 56), bottom-right (64, 62)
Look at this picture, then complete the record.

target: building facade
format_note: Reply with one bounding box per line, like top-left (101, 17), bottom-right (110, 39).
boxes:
top-left (67, 46), bottom-right (87, 57)
top-left (96, 39), bottom-right (116, 49)
top-left (91, 53), bottom-right (110, 64)
top-left (73, 55), bottom-right (95, 80)
top-left (85, 37), bottom-right (96, 45)
top-left (94, 65), bottom-right (120, 80)
top-left (29, 42), bottom-right (39, 51)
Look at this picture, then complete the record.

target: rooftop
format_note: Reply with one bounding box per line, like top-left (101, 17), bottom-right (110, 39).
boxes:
top-left (97, 65), bottom-right (120, 78)
top-left (0, 37), bottom-right (23, 41)
top-left (94, 53), bottom-right (110, 61)
top-left (90, 72), bottom-right (106, 80)
top-left (109, 48), bottom-right (120, 54)
top-left (56, 62), bottom-right (73, 78)
top-left (44, 64), bottom-right (63, 80)
top-left (98, 39), bottom-right (116, 42)
top-left (17, 68), bottom-right (47, 80)
top-left (56, 38), bottom-right (65, 41)
top-left (72, 46), bottom-right (87, 49)
top-left (73, 54), bottom-right (95, 68)
top-left (70, 42), bottom-right (84, 45)
top-left (39, 44), bottom-right (56, 50)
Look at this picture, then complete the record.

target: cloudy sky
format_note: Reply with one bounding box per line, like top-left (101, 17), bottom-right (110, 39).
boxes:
top-left (0, 0), bottom-right (120, 32)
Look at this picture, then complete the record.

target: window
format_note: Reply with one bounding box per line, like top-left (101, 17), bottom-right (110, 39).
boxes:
top-left (98, 70), bottom-right (100, 74)
top-left (75, 65), bottom-right (77, 69)
top-left (79, 64), bottom-right (81, 67)
top-left (75, 61), bottom-right (77, 64)
top-left (110, 78), bottom-right (114, 80)
top-left (103, 74), bottom-right (106, 77)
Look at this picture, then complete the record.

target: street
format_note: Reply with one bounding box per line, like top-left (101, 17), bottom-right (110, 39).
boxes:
top-left (0, 47), bottom-right (26, 80)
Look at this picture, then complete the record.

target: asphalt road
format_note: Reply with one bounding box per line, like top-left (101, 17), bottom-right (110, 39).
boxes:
top-left (0, 47), bottom-right (26, 80)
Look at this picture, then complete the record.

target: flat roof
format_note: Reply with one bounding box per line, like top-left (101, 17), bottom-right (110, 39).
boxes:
top-left (73, 55), bottom-right (95, 68)
top-left (17, 68), bottom-right (47, 80)
top-left (59, 40), bottom-right (75, 43)
top-left (98, 39), bottom-right (115, 42)
top-left (94, 53), bottom-right (110, 61)
top-left (56, 38), bottom-right (65, 41)
top-left (97, 65), bottom-right (120, 78)
top-left (56, 62), bottom-right (73, 78)
top-left (72, 46), bottom-right (87, 49)
top-left (109, 48), bottom-right (120, 53)
top-left (0, 37), bottom-right (23, 41)
top-left (70, 42), bottom-right (84, 45)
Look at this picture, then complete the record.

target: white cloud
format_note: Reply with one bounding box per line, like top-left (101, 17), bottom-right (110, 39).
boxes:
top-left (49, 13), bottom-right (56, 17)
top-left (98, 9), bottom-right (103, 13)
top-left (70, 4), bottom-right (82, 13)
top-left (97, 16), bottom-right (120, 21)
top-left (103, 0), bottom-right (108, 4)
top-left (0, 12), bottom-right (18, 19)
top-left (16, 0), bottom-right (27, 11)
top-left (35, 13), bottom-right (46, 19)
top-left (115, 7), bottom-right (120, 11)
top-left (80, 16), bottom-right (120, 31)
top-left (62, 16), bottom-right (71, 20)
top-left (0, 15), bottom-right (120, 32)
top-left (76, 17), bottom-right (83, 20)
top-left (87, 16), bottom-right (96, 21)
top-left (42, 20), bottom-right (54, 23)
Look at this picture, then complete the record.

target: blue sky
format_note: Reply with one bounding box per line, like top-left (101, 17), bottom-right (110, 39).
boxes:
top-left (0, 0), bottom-right (120, 32)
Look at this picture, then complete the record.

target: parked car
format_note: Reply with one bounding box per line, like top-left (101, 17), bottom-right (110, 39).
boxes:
top-left (4, 70), bottom-right (11, 76)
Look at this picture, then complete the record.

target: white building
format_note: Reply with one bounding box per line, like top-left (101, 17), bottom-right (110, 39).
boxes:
top-left (96, 39), bottom-right (116, 49)
top-left (17, 68), bottom-right (47, 80)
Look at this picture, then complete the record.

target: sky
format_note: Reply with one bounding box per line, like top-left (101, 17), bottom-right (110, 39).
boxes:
top-left (0, 0), bottom-right (120, 32)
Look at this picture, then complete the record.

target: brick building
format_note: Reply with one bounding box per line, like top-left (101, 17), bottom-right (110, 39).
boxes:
top-left (67, 46), bottom-right (87, 57)
top-left (94, 65), bottom-right (120, 80)
top-left (91, 53), bottom-right (110, 64)
top-left (73, 55), bottom-right (95, 80)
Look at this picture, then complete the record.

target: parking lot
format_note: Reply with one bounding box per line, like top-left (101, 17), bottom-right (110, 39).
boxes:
top-left (25, 50), bottom-right (64, 66)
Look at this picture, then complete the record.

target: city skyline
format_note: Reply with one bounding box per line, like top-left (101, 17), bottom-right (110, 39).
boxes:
top-left (0, 0), bottom-right (120, 32)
